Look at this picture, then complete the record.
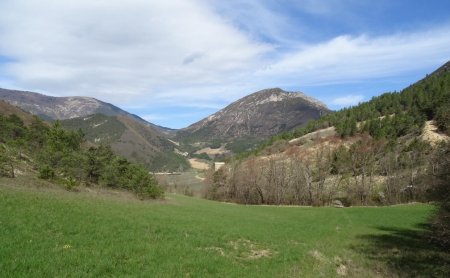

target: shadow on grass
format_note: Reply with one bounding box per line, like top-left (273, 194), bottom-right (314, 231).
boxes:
top-left (354, 225), bottom-right (450, 277)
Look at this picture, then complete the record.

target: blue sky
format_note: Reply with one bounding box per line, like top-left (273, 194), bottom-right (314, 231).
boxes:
top-left (0, 0), bottom-right (449, 128)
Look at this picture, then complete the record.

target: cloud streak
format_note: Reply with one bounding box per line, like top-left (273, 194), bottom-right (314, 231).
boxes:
top-left (258, 27), bottom-right (450, 86)
top-left (332, 95), bottom-right (364, 106)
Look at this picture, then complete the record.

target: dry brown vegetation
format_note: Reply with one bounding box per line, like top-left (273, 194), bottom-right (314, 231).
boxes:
top-left (205, 133), bottom-right (433, 207)
top-left (188, 158), bottom-right (210, 170)
top-left (420, 120), bottom-right (450, 146)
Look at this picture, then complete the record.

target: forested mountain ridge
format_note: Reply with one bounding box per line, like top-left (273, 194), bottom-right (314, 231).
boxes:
top-left (0, 88), bottom-right (188, 171)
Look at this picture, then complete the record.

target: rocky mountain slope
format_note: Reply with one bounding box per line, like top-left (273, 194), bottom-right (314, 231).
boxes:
top-left (0, 88), bottom-right (173, 134)
top-left (0, 89), bottom-right (187, 171)
top-left (176, 88), bottom-right (330, 148)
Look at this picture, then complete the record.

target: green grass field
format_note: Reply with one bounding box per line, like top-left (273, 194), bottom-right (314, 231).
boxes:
top-left (1, 179), bottom-right (448, 277)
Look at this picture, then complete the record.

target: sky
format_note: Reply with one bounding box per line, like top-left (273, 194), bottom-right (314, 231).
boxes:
top-left (0, 0), bottom-right (449, 128)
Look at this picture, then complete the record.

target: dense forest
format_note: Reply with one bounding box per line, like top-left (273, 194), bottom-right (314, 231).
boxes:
top-left (0, 113), bottom-right (163, 199)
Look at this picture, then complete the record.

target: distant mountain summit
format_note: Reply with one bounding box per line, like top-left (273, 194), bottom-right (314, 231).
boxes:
top-left (177, 88), bottom-right (329, 143)
top-left (0, 89), bottom-right (123, 120)
top-left (0, 86), bottom-right (329, 160)
top-left (0, 88), bottom-right (174, 134)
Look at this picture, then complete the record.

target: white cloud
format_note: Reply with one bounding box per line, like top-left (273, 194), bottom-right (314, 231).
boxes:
top-left (0, 0), bottom-right (270, 104)
top-left (332, 95), bottom-right (364, 106)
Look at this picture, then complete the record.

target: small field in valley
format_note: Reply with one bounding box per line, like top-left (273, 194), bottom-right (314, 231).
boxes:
top-left (156, 170), bottom-right (206, 197)
top-left (1, 177), bottom-right (449, 277)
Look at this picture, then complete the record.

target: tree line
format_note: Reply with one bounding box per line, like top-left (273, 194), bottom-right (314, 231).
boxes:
top-left (0, 114), bottom-right (163, 199)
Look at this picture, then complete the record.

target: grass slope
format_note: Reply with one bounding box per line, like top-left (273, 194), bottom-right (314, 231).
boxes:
top-left (1, 180), bottom-right (448, 277)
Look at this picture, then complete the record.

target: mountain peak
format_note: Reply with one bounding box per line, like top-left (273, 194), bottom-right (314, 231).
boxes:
top-left (178, 88), bottom-right (330, 144)
top-left (0, 88), bottom-right (107, 119)
top-left (242, 88), bottom-right (328, 110)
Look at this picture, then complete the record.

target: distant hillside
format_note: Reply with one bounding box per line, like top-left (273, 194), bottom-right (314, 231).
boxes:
top-left (176, 88), bottom-right (329, 153)
top-left (0, 89), bottom-right (187, 171)
top-left (61, 114), bottom-right (189, 171)
top-left (0, 88), bottom-right (173, 134)
top-left (61, 114), bottom-right (126, 145)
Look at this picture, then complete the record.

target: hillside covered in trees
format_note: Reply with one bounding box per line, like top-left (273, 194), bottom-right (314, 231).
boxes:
top-left (60, 113), bottom-right (190, 172)
top-left (258, 61), bottom-right (450, 149)
top-left (0, 103), bottom-right (163, 199)
top-left (205, 61), bottom-right (450, 207)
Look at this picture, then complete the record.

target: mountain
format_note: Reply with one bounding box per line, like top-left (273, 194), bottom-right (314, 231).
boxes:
top-left (0, 88), bottom-right (187, 171)
top-left (203, 61), bottom-right (450, 206)
top-left (176, 88), bottom-right (330, 152)
top-left (0, 88), bottom-right (174, 134)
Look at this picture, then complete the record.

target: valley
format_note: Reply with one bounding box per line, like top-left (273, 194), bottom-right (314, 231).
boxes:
top-left (1, 62), bottom-right (449, 277)
top-left (1, 61), bottom-right (449, 205)
top-left (1, 1), bottom-right (450, 277)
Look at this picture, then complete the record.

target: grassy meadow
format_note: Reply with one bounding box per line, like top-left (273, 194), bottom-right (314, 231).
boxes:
top-left (1, 177), bottom-right (449, 277)
top-left (156, 170), bottom-right (206, 197)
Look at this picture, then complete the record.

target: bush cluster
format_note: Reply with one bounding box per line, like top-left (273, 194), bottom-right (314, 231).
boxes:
top-left (0, 115), bottom-right (163, 199)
